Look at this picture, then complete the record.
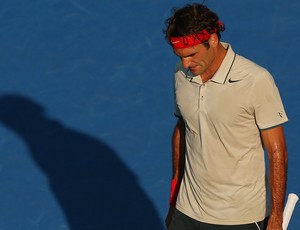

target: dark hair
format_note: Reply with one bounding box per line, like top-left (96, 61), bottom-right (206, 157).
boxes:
top-left (163, 3), bottom-right (225, 44)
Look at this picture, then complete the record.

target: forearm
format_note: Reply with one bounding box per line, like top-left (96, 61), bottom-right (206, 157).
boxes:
top-left (261, 126), bottom-right (288, 229)
top-left (172, 118), bottom-right (186, 180)
top-left (169, 118), bottom-right (186, 207)
top-left (268, 147), bottom-right (288, 220)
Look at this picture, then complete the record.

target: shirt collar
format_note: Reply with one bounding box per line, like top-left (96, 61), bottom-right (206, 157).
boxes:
top-left (210, 43), bottom-right (236, 84)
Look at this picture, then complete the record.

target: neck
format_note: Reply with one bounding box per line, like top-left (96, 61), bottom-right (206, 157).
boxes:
top-left (201, 43), bottom-right (227, 83)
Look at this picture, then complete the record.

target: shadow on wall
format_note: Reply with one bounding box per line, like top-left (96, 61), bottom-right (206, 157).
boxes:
top-left (0, 94), bottom-right (164, 230)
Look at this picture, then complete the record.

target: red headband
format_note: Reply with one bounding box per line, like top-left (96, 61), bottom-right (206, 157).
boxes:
top-left (169, 21), bottom-right (223, 49)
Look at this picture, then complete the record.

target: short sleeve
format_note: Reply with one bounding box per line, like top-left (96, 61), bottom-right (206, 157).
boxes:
top-left (252, 70), bottom-right (288, 129)
top-left (174, 61), bottom-right (183, 118)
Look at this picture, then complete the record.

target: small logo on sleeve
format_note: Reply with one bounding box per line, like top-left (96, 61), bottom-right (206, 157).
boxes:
top-left (278, 111), bottom-right (284, 118)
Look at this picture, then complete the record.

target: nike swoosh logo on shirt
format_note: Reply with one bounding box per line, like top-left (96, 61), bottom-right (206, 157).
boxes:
top-left (228, 78), bottom-right (241, 83)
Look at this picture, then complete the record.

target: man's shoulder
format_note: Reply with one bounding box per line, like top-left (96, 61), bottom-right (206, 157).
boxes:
top-left (230, 54), bottom-right (271, 81)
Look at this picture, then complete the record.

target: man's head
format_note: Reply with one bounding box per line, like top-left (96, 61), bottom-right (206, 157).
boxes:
top-left (164, 3), bottom-right (225, 49)
top-left (163, 3), bottom-right (226, 78)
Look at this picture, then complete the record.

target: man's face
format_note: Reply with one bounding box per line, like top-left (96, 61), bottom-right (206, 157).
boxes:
top-left (173, 42), bottom-right (215, 76)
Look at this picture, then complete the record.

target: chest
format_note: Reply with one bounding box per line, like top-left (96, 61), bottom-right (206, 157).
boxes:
top-left (175, 77), bottom-right (254, 129)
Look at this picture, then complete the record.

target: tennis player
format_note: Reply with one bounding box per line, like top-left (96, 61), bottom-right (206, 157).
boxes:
top-left (163, 3), bottom-right (288, 230)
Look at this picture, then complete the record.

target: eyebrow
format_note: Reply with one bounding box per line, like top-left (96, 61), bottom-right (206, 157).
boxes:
top-left (184, 52), bottom-right (197, 58)
top-left (175, 51), bottom-right (197, 59)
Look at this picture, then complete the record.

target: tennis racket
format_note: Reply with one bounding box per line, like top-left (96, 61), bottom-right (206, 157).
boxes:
top-left (282, 193), bottom-right (298, 230)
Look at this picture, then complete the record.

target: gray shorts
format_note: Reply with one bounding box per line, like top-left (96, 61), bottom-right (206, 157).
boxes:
top-left (168, 209), bottom-right (268, 230)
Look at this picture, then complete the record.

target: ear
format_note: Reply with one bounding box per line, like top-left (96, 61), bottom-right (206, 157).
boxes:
top-left (208, 33), bottom-right (219, 47)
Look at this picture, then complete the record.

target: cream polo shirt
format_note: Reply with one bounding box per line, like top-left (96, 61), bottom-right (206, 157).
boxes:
top-left (174, 43), bottom-right (288, 225)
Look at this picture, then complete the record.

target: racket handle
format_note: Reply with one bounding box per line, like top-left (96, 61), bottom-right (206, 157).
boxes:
top-left (282, 193), bottom-right (298, 230)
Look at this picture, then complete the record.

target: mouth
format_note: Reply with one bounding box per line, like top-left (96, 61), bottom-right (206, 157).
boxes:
top-left (189, 66), bottom-right (198, 72)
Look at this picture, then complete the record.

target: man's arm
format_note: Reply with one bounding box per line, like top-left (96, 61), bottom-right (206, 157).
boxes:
top-left (261, 125), bottom-right (288, 230)
top-left (172, 118), bottom-right (186, 181)
top-left (165, 118), bottom-right (186, 227)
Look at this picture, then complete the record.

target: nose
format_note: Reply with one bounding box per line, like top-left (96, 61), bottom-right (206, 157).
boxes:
top-left (181, 57), bottom-right (190, 69)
